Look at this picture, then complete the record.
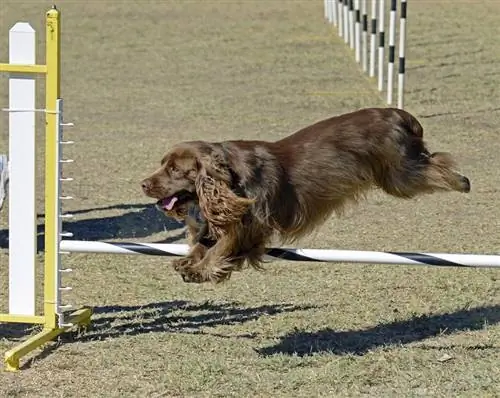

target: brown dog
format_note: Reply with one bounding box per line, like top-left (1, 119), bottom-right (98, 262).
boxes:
top-left (141, 107), bottom-right (470, 283)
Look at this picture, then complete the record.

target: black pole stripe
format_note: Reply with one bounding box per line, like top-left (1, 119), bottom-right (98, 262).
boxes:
top-left (265, 248), bottom-right (317, 262)
top-left (388, 252), bottom-right (468, 267)
top-left (389, 46), bottom-right (395, 62)
top-left (399, 57), bottom-right (405, 73)
top-left (356, 9), bottom-right (360, 23)
top-left (363, 15), bottom-right (368, 32)
top-left (267, 249), bottom-right (469, 267)
top-left (371, 19), bottom-right (377, 34)
top-left (349, 0), bottom-right (354, 11)
top-left (114, 242), bottom-right (183, 256)
top-left (391, 0), bottom-right (397, 11)
top-left (401, 1), bottom-right (407, 18)
top-left (379, 31), bottom-right (385, 47)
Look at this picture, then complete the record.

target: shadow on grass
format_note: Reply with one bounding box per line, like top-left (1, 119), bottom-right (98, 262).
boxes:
top-left (67, 300), bottom-right (316, 343)
top-left (257, 304), bottom-right (500, 357)
top-left (0, 323), bottom-right (40, 341)
top-left (0, 203), bottom-right (185, 251)
top-left (0, 300), bottom-right (316, 370)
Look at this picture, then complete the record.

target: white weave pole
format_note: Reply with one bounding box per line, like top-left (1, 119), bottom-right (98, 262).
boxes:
top-left (343, 0), bottom-right (349, 42)
top-left (338, 0), bottom-right (344, 36)
top-left (377, 0), bottom-right (386, 91)
top-left (326, 0), bottom-right (408, 109)
top-left (397, 0), bottom-right (407, 109)
top-left (354, 0), bottom-right (361, 62)
top-left (349, 0), bottom-right (355, 49)
top-left (369, 0), bottom-right (377, 77)
top-left (387, 0), bottom-right (397, 104)
top-left (361, 0), bottom-right (368, 72)
top-left (332, 0), bottom-right (338, 25)
top-left (59, 240), bottom-right (500, 269)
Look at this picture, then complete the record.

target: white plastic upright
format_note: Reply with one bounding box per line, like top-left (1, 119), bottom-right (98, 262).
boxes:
top-left (8, 22), bottom-right (37, 316)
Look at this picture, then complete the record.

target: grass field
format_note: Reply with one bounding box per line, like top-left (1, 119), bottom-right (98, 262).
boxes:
top-left (1, 1), bottom-right (499, 396)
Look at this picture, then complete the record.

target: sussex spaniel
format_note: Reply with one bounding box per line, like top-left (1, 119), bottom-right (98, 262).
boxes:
top-left (141, 107), bottom-right (470, 284)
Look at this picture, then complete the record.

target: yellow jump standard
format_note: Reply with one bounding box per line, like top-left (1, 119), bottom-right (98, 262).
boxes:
top-left (0, 6), bottom-right (92, 372)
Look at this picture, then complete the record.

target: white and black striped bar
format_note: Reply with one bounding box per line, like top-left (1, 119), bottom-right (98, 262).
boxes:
top-left (387, 0), bottom-right (397, 104)
top-left (59, 240), bottom-right (500, 268)
top-left (398, 0), bottom-right (407, 109)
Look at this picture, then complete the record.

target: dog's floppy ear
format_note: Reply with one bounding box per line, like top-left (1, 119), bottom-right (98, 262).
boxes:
top-left (194, 148), bottom-right (254, 236)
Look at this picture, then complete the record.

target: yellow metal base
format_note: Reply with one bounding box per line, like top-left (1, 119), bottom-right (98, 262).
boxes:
top-left (4, 308), bottom-right (92, 372)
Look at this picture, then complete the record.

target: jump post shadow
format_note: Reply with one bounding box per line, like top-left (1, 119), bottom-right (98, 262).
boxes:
top-left (0, 202), bottom-right (186, 251)
top-left (62, 300), bottom-right (318, 343)
top-left (0, 300), bottom-right (318, 349)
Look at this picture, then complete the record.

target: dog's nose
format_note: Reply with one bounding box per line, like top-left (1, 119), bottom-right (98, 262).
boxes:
top-left (141, 179), bottom-right (152, 193)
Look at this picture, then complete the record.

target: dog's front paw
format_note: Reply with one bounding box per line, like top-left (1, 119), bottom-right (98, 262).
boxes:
top-left (172, 257), bottom-right (195, 272)
top-left (208, 265), bottom-right (233, 284)
top-left (172, 257), bottom-right (207, 283)
top-left (179, 269), bottom-right (206, 284)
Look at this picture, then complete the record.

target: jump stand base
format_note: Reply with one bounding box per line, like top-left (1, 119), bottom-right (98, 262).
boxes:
top-left (3, 307), bottom-right (92, 372)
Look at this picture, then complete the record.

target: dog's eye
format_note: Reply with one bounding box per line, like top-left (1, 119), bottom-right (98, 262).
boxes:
top-left (169, 165), bottom-right (179, 175)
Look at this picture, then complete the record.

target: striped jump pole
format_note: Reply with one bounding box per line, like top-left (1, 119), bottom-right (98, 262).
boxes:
top-left (324, 0), bottom-right (408, 109)
top-left (59, 240), bottom-right (500, 269)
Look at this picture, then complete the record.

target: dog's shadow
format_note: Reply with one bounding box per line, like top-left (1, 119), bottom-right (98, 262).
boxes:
top-left (0, 203), bottom-right (185, 251)
top-left (257, 304), bottom-right (500, 356)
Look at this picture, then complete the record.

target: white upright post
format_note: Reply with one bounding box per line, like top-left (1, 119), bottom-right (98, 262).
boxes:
top-left (8, 23), bottom-right (37, 316)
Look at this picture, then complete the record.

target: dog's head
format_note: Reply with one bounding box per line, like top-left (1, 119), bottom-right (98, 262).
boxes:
top-left (141, 141), bottom-right (254, 231)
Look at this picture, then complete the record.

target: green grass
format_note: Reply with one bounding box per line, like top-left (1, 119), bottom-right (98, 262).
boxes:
top-left (1, 1), bottom-right (499, 396)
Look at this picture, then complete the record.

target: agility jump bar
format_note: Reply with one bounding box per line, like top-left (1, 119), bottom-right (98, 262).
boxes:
top-left (59, 240), bottom-right (500, 268)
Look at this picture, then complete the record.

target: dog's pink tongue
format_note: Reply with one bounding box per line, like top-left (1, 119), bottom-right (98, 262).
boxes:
top-left (162, 196), bottom-right (178, 211)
